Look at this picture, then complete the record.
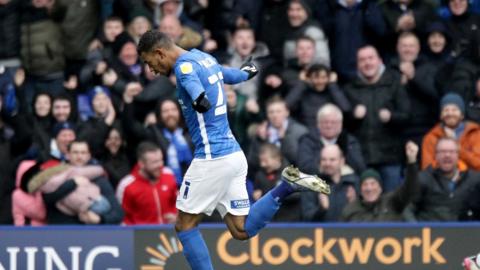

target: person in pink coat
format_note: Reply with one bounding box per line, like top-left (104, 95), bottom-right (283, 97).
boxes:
top-left (11, 160), bottom-right (47, 226)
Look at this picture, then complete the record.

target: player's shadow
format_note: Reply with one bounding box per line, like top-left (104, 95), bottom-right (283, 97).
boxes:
top-left (165, 252), bottom-right (190, 270)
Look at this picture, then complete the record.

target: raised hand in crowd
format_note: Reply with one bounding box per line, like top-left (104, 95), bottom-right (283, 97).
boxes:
top-left (354, 104), bottom-right (367, 119)
top-left (378, 108), bottom-right (392, 123)
top-left (265, 74), bottom-right (282, 89)
top-left (202, 30), bottom-right (218, 52)
top-left (95, 61), bottom-right (108, 76)
top-left (329, 71), bottom-right (338, 84)
top-left (102, 69), bottom-right (118, 87)
top-left (256, 121), bottom-right (268, 140)
top-left (88, 39), bottom-right (103, 52)
top-left (405, 140), bottom-right (419, 164)
top-left (32, 0), bottom-right (54, 9)
top-left (399, 61), bottom-right (415, 80)
top-left (14, 68), bottom-right (25, 87)
top-left (104, 99), bottom-right (116, 126)
top-left (346, 186), bottom-right (357, 204)
top-left (396, 12), bottom-right (416, 32)
top-left (78, 211), bottom-right (100, 224)
top-left (245, 98), bottom-right (260, 114)
top-left (122, 82), bottom-right (143, 104)
top-left (63, 75), bottom-right (78, 91)
top-left (318, 193), bottom-right (329, 210)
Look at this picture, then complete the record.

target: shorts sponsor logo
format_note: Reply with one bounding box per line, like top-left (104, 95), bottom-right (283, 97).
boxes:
top-left (230, 200), bottom-right (250, 209)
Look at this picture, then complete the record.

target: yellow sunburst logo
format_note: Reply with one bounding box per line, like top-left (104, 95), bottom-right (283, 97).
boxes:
top-left (141, 233), bottom-right (183, 270)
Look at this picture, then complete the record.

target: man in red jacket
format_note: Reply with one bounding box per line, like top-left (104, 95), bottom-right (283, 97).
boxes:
top-left (116, 142), bottom-right (178, 224)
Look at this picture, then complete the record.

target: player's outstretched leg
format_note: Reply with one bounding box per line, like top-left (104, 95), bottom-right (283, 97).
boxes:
top-left (175, 211), bottom-right (213, 270)
top-left (243, 165), bottom-right (330, 238)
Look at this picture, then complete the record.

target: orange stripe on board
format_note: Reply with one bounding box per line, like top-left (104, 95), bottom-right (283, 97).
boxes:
top-left (159, 234), bottom-right (174, 254)
top-left (145, 247), bottom-right (167, 261)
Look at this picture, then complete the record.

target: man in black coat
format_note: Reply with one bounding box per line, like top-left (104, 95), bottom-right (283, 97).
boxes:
top-left (443, 0), bottom-right (480, 59)
top-left (390, 32), bottom-right (439, 147)
top-left (345, 45), bottom-right (410, 192)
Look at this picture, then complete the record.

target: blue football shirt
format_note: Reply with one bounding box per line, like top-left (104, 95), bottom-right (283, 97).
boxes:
top-left (174, 49), bottom-right (249, 159)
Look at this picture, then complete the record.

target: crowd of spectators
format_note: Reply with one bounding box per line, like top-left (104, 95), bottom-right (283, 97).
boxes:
top-left (2, 0), bottom-right (480, 225)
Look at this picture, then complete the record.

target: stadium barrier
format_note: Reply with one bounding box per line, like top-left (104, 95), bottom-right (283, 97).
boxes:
top-left (0, 223), bottom-right (479, 270)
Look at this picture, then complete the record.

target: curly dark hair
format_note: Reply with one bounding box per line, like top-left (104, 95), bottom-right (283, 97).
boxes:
top-left (137, 30), bottom-right (174, 54)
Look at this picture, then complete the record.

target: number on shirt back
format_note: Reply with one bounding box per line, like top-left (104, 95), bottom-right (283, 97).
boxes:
top-left (207, 71), bottom-right (226, 116)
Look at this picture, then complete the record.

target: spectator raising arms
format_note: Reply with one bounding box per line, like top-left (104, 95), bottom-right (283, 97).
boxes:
top-left (341, 141), bottom-right (420, 222)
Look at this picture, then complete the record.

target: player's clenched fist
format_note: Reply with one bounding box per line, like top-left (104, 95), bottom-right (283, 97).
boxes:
top-left (240, 56), bottom-right (258, 80)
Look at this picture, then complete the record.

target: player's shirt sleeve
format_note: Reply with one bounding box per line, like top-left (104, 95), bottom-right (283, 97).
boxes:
top-left (175, 61), bottom-right (206, 100)
top-left (220, 66), bottom-right (249, 84)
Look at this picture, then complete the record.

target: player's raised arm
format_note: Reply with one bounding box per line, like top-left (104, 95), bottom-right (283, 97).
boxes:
top-left (221, 56), bottom-right (258, 84)
top-left (176, 61), bottom-right (211, 113)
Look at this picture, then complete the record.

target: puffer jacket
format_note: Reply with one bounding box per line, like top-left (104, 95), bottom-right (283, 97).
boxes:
top-left (50, 0), bottom-right (99, 60)
top-left (20, 8), bottom-right (64, 76)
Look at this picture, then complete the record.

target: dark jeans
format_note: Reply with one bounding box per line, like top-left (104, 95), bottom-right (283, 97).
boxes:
top-left (372, 163), bottom-right (403, 193)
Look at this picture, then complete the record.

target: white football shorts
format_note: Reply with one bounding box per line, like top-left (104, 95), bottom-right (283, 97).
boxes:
top-left (176, 151), bottom-right (250, 217)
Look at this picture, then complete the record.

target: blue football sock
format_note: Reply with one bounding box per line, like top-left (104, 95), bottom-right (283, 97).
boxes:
top-left (177, 227), bottom-right (214, 270)
top-left (244, 192), bottom-right (281, 238)
top-left (270, 180), bottom-right (295, 202)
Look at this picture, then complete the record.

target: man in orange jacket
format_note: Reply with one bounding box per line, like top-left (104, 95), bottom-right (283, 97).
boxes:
top-left (422, 93), bottom-right (480, 170)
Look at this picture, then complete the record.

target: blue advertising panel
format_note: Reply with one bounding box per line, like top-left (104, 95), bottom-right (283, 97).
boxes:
top-left (1, 223), bottom-right (480, 270)
top-left (0, 227), bottom-right (134, 270)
